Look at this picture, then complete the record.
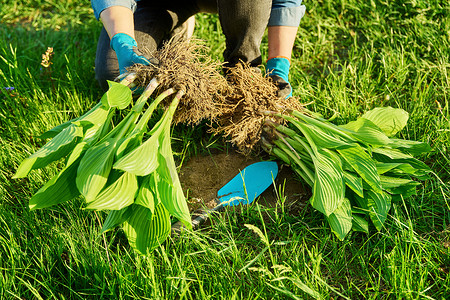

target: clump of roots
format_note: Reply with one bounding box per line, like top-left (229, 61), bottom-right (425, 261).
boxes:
top-left (127, 38), bottom-right (229, 125)
top-left (127, 39), bottom-right (305, 154)
top-left (213, 63), bottom-right (305, 154)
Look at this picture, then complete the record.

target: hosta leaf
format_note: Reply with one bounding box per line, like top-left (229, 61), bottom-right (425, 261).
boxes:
top-left (367, 190), bottom-right (391, 231)
top-left (66, 141), bottom-right (89, 166)
top-left (353, 194), bottom-right (368, 210)
top-left (156, 128), bottom-right (191, 226)
top-left (339, 118), bottom-right (391, 146)
top-left (343, 171), bottom-right (364, 198)
top-left (292, 121), bottom-right (351, 149)
top-left (327, 198), bottom-right (352, 240)
top-left (361, 107), bottom-right (409, 137)
top-left (29, 156), bottom-right (82, 210)
top-left (389, 138), bottom-right (431, 155)
top-left (310, 149), bottom-right (345, 216)
top-left (376, 162), bottom-right (410, 175)
top-left (101, 206), bottom-right (133, 233)
top-left (352, 214), bottom-right (369, 233)
top-left (388, 185), bottom-right (418, 198)
top-left (37, 102), bottom-right (106, 140)
top-left (372, 148), bottom-right (431, 174)
top-left (37, 118), bottom-right (78, 139)
top-left (337, 145), bottom-right (382, 193)
top-left (156, 159), bottom-right (191, 227)
top-left (390, 162), bottom-right (430, 177)
top-left (13, 122), bottom-right (84, 178)
top-left (113, 131), bottom-right (160, 176)
top-left (115, 132), bottom-right (144, 160)
top-left (76, 138), bottom-right (117, 201)
top-left (82, 106), bottom-right (113, 143)
top-left (101, 80), bottom-right (133, 110)
top-left (135, 174), bottom-right (157, 214)
top-left (85, 172), bottom-right (138, 210)
top-left (379, 175), bottom-right (419, 190)
top-left (122, 203), bottom-right (171, 255)
top-left (390, 185), bottom-right (419, 202)
top-left (113, 110), bottom-right (170, 176)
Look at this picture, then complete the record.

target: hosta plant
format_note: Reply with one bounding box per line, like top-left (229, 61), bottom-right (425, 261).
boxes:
top-left (260, 106), bottom-right (431, 239)
top-left (13, 39), bottom-right (228, 254)
top-left (214, 64), bottom-right (432, 240)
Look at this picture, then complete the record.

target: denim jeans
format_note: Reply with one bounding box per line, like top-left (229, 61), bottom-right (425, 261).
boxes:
top-left (94, 0), bottom-right (271, 91)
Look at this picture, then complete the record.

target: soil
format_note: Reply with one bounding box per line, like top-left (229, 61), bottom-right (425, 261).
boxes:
top-left (179, 149), bottom-right (311, 215)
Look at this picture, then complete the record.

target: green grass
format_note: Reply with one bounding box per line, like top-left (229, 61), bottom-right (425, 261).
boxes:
top-left (1, 0), bottom-right (449, 298)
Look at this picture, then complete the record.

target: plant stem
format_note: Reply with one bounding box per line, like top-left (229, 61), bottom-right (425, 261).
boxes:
top-left (264, 119), bottom-right (298, 137)
top-left (133, 78), bottom-right (159, 112)
top-left (287, 110), bottom-right (355, 142)
top-left (119, 72), bottom-right (138, 87)
top-left (134, 88), bottom-right (175, 133)
top-left (273, 139), bottom-right (315, 185)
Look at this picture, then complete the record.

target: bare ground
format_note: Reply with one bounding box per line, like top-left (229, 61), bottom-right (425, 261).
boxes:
top-left (179, 149), bottom-right (311, 216)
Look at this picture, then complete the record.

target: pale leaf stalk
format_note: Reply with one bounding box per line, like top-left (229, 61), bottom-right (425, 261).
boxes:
top-left (287, 109), bottom-right (355, 142)
top-left (133, 78), bottom-right (159, 112)
top-left (273, 139), bottom-right (315, 185)
top-left (134, 88), bottom-right (176, 133)
top-left (118, 72), bottom-right (138, 87)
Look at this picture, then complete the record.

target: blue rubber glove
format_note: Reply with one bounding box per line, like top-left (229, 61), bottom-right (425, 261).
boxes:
top-left (266, 57), bottom-right (293, 98)
top-left (110, 33), bottom-right (154, 74)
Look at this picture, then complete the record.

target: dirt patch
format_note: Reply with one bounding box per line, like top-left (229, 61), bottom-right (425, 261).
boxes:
top-left (179, 150), bottom-right (310, 214)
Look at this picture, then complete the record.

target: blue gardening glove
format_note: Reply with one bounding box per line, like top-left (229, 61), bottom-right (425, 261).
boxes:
top-left (266, 57), bottom-right (292, 98)
top-left (110, 33), bottom-right (159, 74)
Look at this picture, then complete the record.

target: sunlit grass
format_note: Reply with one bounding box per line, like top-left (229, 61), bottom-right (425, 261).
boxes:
top-left (1, 0), bottom-right (449, 298)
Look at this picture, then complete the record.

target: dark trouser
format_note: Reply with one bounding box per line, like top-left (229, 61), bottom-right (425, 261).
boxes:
top-left (95, 0), bottom-right (272, 91)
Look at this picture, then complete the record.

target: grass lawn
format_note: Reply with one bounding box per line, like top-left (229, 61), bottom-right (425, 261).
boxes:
top-left (1, 0), bottom-right (449, 298)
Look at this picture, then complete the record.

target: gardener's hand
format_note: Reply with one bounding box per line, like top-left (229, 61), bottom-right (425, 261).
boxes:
top-left (110, 33), bottom-right (159, 74)
top-left (266, 57), bottom-right (292, 99)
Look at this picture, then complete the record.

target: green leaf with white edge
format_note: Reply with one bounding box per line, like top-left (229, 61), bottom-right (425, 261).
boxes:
top-left (122, 203), bottom-right (171, 255)
top-left (101, 80), bottom-right (133, 110)
top-left (367, 190), bottom-right (391, 231)
top-left (287, 116), bottom-right (345, 216)
top-left (343, 171), bottom-right (364, 198)
top-left (85, 172), bottom-right (138, 210)
top-left (352, 214), bottom-right (369, 233)
top-left (361, 107), bottom-right (409, 137)
top-left (339, 117), bottom-right (391, 146)
top-left (101, 206), bottom-right (133, 234)
top-left (310, 149), bottom-right (346, 216)
top-left (13, 122), bottom-right (84, 178)
top-left (29, 156), bottom-right (82, 211)
top-left (327, 197), bottom-right (352, 240)
top-left (389, 138), bottom-right (431, 155)
top-left (337, 144), bottom-right (383, 193)
top-left (135, 174), bottom-right (157, 214)
top-left (76, 138), bottom-right (117, 201)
